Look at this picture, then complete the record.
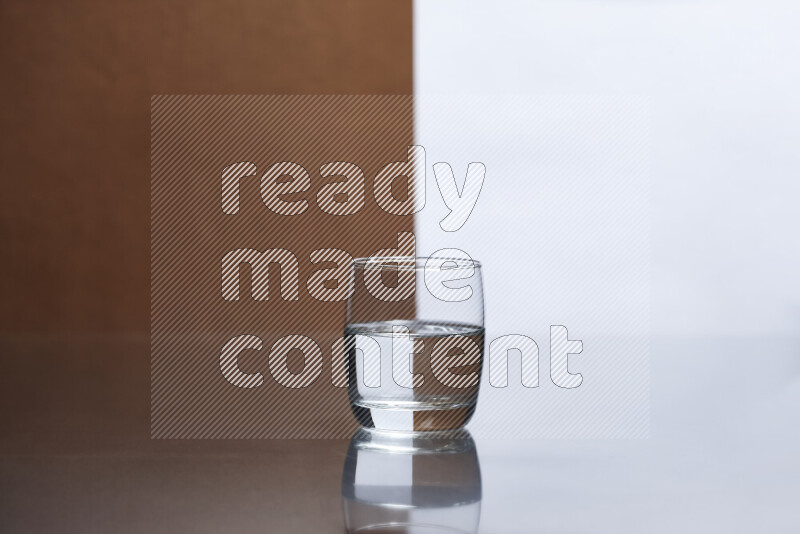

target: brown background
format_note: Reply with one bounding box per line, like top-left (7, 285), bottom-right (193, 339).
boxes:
top-left (0, 0), bottom-right (411, 447)
top-left (0, 2), bottom-right (412, 531)
top-left (1, 0), bottom-right (412, 334)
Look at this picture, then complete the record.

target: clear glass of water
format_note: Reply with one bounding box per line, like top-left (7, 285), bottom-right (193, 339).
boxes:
top-left (345, 255), bottom-right (484, 432)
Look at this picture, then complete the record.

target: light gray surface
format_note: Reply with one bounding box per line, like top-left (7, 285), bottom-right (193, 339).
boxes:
top-left (475, 337), bottom-right (800, 533)
top-left (0, 338), bottom-right (797, 532)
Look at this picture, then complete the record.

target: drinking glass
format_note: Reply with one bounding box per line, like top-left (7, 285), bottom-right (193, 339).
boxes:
top-left (345, 255), bottom-right (484, 431)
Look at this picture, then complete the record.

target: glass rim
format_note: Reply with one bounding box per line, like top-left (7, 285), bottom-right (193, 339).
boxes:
top-left (351, 255), bottom-right (482, 270)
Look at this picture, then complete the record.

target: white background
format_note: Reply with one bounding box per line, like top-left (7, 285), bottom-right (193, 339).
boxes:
top-left (416, 0), bottom-right (800, 338)
top-left (414, 1), bottom-right (800, 531)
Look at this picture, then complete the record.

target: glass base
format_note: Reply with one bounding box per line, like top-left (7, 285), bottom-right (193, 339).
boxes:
top-left (350, 400), bottom-right (476, 432)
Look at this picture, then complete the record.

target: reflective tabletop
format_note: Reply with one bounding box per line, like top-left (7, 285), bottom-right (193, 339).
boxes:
top-left (1, 335), bottom-right (798, 533)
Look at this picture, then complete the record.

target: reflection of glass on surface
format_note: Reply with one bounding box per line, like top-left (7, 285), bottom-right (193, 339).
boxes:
top-left (341, 428), bottom-right (482, 534)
